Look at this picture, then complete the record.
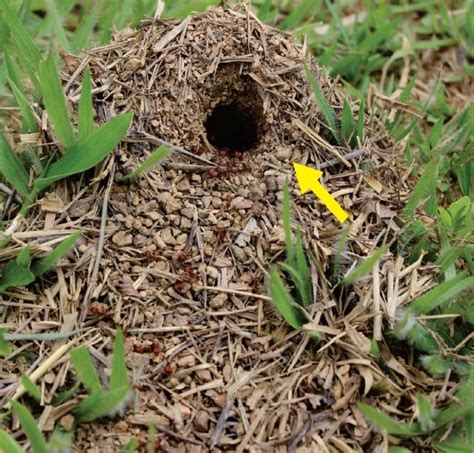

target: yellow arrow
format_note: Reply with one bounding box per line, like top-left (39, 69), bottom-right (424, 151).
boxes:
top-left (293, 163), bottom-right (349, 223)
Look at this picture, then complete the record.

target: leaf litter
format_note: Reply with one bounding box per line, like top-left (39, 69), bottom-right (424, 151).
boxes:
top-left (0, 4), bottom-right (463, 451)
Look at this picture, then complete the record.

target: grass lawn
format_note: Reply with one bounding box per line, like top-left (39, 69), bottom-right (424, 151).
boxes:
top-left (0, 0), bottom-right (473, 451)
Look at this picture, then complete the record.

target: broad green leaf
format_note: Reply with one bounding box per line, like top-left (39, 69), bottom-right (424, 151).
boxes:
top-left (110, 330), bottom-right (128, 391)
top-left (0, 260), bottom-right (35, 292)
top-left (0, 0), bottom-right (41, 93)
top-left (38, 55), bottom-right (75, 149)
top-left (8, 78), bottom-right (38, 133)
top-left (0, 328), bottom-right (12, 357)
top-left (70, 346), bottom-right (102, 393)
top-left (21, 374), bottom-right (41, 401)
top-left (341, 99), bottom-right (355, 145)
top-left (78, 69), bottom-right (94, 141)
top-left (121, 146), bottom-right (170, 181)
top-left (269, 268), bottom-right (303, 329)
top-left (357, 402), bottom-right (422, 435)
top-left (343, 245), bottom-right (388, 285)
top-left (10, 400), bottom-right (48, 453)
top-left (410, 273), bottom-right (473, 315)
top-left (34, 112), bottom-right (133, 191)
top-left (0, 132), bottom-right (30, 197)
top-left (74, 386), bottom-right (130, 422)
top-left (0, 429), bottom-right (23, 453)
top-left (31, 231), bottom-right (80, 277)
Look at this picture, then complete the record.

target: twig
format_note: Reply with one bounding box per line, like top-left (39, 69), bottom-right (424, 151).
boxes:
top-left (0, 183), bottom-right (22, 204)
top-left (199, 285), bottom-right (271, 301)
top-left (80, 165), bottom-right (115, 322)
top-left (125, 131), bottom-right (217, 167)
top-left (319, 148), bottom-right (365, 169)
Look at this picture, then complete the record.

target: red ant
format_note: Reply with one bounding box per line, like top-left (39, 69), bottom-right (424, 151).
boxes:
top-left (214, 227), bottom-right (227, 245)
top-left (144, 250), bottom-right (163, 262)
top-left (174, 250), bottom-right (192, 264)
top-left (250, 273), bottom-right (262, 293)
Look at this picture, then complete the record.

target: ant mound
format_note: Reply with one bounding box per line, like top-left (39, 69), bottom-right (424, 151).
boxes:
top-left (53, 4), bottom-right (421, 451)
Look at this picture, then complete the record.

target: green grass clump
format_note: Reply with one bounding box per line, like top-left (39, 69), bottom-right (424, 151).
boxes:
top-left (269, 179), bottom-right (315, 333)
top-left (0, 330), bottom-right (130, 451)
top-left (0, 231), bottom-right (80, 293)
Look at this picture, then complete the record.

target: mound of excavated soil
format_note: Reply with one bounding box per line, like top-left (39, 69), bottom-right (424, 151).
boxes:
top-left (1, 5), bottom-right (434, 452)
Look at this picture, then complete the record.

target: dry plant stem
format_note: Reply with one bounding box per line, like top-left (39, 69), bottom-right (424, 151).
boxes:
top-left (80, 165), bottom-right (115, 322)
top-left (125, 131), bottom-right (217, 167)
top-left (0, 183), bottom-right (22, 204)
top-left (6, 336), bottom-right (81, 406)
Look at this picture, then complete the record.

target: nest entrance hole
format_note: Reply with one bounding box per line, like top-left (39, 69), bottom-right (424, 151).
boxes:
top-left (205, 92), bottom-right (264, 153)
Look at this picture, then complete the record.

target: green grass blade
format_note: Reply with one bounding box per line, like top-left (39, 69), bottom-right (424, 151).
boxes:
top-left (416, 394), bottom-right (435, 432)
top-left (403, 159), bottom-right (438, 219)
top-left (0, 429), bottom-right (23, 453)
top-left (38, 55), bottom-right (75, 149)
top-left (4, 52), bottom-right (23, 93)
top-left (434, 401), bottom-right (474, 427)
top-left (0, 0), bottom-right (41, 93)
top-left (75, 386), bottom-right (130, 422)
top-left (357, 402), bottom-right (422, 436)
top-left (0, 132), bottom-right (30, 197)
top-left (34, 112), bottom-right (133, 192)
top-left (98, 0), bottom-right (121, 45)
top-left (410, 273), bottom-right (473, 315)
top-left (343, 245), bottom-right (388, 285)
top-left (74, 3), bottom-right (101, 50)
top-left (269, 268), bottom-right (303, 329)
top-left (341, 99), bottom-right (355, 145)
top-left (0, 328), bottom-right (12, 357)
top-left (10, 400), bottom-right (48, 453)
top-left (46, 0), bottom-right (72, 53)
top-left (356, 99), bottom-right (365, 143)
top-left (0, 261), bottom-right (35, 292)
top-left (305, 64), bottom-right (340, 144)
top-left (48, 427), bottom-right (74, 451)
top-left (280, 0), bottom-right (315, 29)
top-left (21, 374), bottom-right (41, 401)
top-left (282, 179), bottom-right (294, 264)
top-left (121, 146), bottom-right (170, 181)
top-left (31, 231), bottom-right (80, 277)
top-left (78, 68), bottom-right (94, 141)
top-left (332, 226), bottom-right (349, 278)
top-left (110, 330), bottom-right (128, 391)
top-left (294, 228), bottom-right (313, 307)
top-left (8, 78), bottom-right (38, 133)
top-left (15, 245), bottom-right (30, 268)
top-left (70, 346), bottom-right (102, 393)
